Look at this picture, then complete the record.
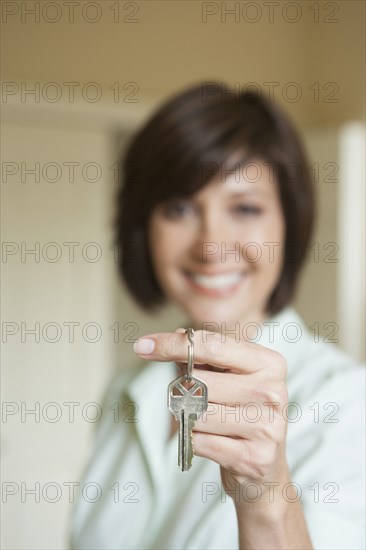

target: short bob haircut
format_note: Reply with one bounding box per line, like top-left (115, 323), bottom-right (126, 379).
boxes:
top-left (113, 81), bottom-right (315, 316)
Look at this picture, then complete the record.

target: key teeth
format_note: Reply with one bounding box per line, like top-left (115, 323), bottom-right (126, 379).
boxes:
top-left (168, 375), bottom-right (208, 472)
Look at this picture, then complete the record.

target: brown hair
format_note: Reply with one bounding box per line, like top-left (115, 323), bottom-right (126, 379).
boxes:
top-left (113, 81), bottom-right (316, 316)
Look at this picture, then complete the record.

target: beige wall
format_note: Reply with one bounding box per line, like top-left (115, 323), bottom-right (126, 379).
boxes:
top-left (2, 1), bottom-right (364, 128)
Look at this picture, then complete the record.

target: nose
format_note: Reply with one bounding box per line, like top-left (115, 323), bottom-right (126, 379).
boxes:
top-left (190, 208), bottom-right (237, 264)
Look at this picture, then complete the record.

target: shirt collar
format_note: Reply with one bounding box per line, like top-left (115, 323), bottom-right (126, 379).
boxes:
top-left (126, 358), bottom-right (177, 487)
top-left (257, 305), bottom-right (310, 378)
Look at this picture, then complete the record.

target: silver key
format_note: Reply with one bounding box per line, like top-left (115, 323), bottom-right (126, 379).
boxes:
top-left (168, 375), bottom-right (208, 471)
top-left (167, 328), bottom-right (208, 471)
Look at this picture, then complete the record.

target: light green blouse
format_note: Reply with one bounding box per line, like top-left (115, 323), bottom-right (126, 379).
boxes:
top-left (68, 306), bottom-right (365, 549)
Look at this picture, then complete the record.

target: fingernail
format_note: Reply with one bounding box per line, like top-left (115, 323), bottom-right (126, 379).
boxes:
top-left (133, 338), bottom-right (155, 354)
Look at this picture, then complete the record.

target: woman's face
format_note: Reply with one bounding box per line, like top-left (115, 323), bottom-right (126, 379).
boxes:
top-left (148, 158), bottom-right (285, 331)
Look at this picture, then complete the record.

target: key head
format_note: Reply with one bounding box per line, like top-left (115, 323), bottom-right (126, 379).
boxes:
top-left (167, 375), bottom-right (208, 419)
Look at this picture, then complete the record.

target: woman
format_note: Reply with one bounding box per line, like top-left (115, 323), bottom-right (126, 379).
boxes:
top-left (69, 82), bottom-right (365, 549)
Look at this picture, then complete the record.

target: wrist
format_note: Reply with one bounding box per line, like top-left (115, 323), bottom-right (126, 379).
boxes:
top-left (233, 476), bottom-right (292, 523)
top-left (235, 491), bottom-right (290, 524)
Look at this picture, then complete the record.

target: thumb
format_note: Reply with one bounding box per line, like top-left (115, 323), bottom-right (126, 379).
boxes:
top-left (174, 327), bottom-right (188, 374)
top-left (174, 327), bottom-right (187, 334)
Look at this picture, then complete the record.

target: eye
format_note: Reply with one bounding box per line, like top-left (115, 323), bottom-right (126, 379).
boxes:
top-left (161, 200), bottom-right (193, 218)
top-left (233, 204), bottom-right (262, 215)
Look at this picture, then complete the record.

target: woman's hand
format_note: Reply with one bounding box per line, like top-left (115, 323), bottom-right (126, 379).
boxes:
top-left (133, 328), bottom-right (290, 511)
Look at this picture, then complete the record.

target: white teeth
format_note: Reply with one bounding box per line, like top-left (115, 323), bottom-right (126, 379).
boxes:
top-left (189, 271), bottom-right (243, 290)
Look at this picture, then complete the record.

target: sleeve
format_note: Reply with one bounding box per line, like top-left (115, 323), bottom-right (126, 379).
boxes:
top-left (294, 364), bottom-right (365, 550)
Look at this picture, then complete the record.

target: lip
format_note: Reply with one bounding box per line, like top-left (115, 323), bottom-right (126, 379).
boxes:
top-left (183, 270), bottom-right (247, 298)
top-left (183, 269), bottom-right (245, 276)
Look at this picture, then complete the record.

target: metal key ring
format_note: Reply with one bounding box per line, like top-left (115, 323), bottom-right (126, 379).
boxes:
top-left (185, 328), bottom-right (194, 382)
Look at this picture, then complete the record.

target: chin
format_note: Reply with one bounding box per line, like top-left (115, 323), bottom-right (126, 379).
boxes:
top-left (182, 303), bottom-right (253, 329)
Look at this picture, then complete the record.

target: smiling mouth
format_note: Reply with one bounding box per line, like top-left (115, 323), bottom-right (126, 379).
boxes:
top-left (183, 270), bottom-right (247, 292)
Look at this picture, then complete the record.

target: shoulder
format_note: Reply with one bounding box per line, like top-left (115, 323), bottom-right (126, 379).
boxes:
top-left (276, 310), bottom-right (366, 548)
top-left (266, 306), bottom-right (365, 404)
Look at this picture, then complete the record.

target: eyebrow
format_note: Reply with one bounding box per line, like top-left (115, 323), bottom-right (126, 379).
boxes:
top-left (227, 189), bottom-right (267, 197)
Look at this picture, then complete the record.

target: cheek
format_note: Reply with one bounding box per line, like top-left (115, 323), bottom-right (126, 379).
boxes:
top-left (242, 212), bottom-right (285, 266)
top-left (148, 218), bottom-right (185, 269)
top-left (149, 222), bottom-right (166, 267)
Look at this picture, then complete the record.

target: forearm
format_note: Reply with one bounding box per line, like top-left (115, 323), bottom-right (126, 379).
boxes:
top-left (235, 496), bottom-right (313, 550)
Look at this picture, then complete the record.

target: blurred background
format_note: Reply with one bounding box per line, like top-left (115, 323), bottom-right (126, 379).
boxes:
top-left (1, 1), bottom-right (365, 548)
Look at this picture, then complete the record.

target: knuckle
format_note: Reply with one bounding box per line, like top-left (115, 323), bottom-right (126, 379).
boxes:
top-left (259, 422), bottom-right (277, 441)
top-left (274, 352), bottom-right (288, 376)
top-left (254, 381), bottom-right (285, 404)
top-left (262, 384), bottom-right (281, 404)
top-left (232, 444), bottom-right (249, 473)
top-left (278, 385), bottom-right (288, 405)
top-left (161, 336), bottom-right (176, 358)
top-left (250, 443), bottom-right (277, 478)
top-left (251, 385), bottom-right (265, 404)
top-left (269, 382), bottom-right (288, 404)
top-left (263, 349), bottom-right (287, 376)
top-left (203, 333), bottom-right (223, 357)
